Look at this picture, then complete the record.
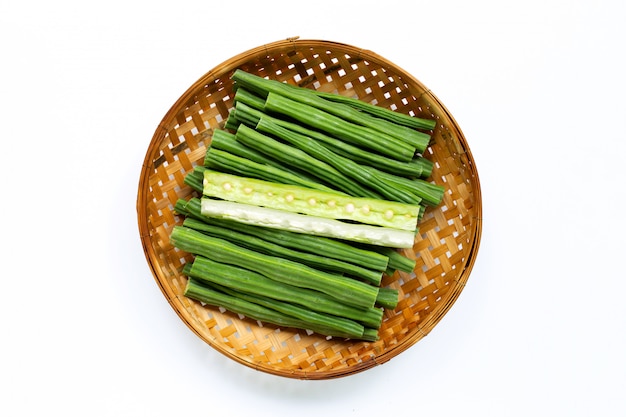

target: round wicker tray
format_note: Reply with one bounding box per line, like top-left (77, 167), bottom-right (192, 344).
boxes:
top-left (137, 38), bottom-right (482, 379)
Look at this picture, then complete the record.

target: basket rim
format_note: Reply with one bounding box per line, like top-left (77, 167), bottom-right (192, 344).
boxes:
top-left (136, 37), bottom-right (483, 379)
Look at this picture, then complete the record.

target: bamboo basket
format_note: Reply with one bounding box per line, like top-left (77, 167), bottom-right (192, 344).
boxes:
top-left (136, 38), bottom-right (482, 380)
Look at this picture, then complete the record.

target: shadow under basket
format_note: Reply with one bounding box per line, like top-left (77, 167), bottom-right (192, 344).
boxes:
top-left (137, 38), bottom-right (482, 380)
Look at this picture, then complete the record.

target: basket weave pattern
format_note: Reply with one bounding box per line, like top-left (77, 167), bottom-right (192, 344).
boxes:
top-left (137, 39), bottom-right (482, 379)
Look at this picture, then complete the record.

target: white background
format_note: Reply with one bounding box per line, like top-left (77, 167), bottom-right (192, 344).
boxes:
top-left (1, 1), bottom-right (625, 415)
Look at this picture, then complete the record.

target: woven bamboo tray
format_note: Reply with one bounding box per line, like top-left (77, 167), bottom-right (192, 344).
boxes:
top-left (137, 38), bottom-right (482, 379)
